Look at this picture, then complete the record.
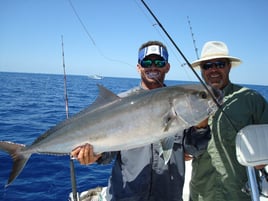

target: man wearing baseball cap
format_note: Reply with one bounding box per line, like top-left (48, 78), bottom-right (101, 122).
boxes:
top-left (188, 41), bottom-right (268, 201)
top-left (72, 41), bottom-right (186, 201)
top-left (137, 41), bottom-right (170, 89)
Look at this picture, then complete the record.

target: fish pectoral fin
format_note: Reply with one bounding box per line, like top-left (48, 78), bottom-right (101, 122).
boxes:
top-left (0, 141), bottom-right (31, 187)
top-left (159, 136), bottom-right (175, 164)
top-left (163, 108), bottom-right (177, 132)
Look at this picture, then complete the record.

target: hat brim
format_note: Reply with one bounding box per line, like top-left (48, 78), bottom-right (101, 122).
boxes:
top-left (191, 56), bottom-right (242, 69)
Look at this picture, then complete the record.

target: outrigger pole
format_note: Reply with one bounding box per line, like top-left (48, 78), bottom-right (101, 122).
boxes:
top-left (61, 35), bottom-right (79, 201)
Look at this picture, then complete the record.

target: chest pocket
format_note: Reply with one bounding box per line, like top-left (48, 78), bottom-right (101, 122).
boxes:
top-left (212, 99), bottom-right (253, 145)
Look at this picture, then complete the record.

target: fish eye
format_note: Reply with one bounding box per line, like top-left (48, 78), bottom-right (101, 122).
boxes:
top-left (199, 91), bottom-right (208, 99)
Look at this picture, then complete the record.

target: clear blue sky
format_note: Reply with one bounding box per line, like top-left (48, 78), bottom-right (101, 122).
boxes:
top-left (1, 0), bottom-right (267, 85)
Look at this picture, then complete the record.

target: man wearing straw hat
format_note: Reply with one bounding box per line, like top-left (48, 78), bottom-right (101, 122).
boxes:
top-left (187, 41), bottom-right (268, 201)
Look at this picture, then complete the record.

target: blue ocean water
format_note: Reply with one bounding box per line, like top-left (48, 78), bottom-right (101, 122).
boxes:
top-left (0, 72), bottom-right (267, 201)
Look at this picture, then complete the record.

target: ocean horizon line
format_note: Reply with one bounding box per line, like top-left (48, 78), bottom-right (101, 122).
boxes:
top-left (0, 71), bottom-right (266, 87)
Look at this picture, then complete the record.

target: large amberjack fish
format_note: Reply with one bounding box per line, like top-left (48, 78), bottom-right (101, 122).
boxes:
top-left (0, 84), bottom-right (222, 186)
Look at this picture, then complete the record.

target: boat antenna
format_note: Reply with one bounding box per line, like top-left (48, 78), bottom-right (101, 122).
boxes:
top-left (140, 0), bottom-right (221, 108)
top-left (61, 35), bottom-right (79, 201)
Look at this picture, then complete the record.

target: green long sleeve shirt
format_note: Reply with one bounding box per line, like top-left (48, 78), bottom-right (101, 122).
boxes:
top-left (190, 83), bottom-right (268, 201)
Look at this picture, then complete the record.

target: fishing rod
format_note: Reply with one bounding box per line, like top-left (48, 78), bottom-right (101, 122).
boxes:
top-left (140, 0), bottom-right (221, 108)
top-left (187, 16), bottom-right (199, 60)
top-left (61, 35), bottom-right (69, 119)
top-left (61, 35), bottom-right (79, 201)
top-left (180, 16), bottom-right (198, 68)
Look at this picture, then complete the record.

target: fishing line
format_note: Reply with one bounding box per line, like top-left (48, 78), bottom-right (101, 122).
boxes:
top-left (67, 0), bottom-right (134, 70)
top-left (140, 0), bottom-right (239, 133)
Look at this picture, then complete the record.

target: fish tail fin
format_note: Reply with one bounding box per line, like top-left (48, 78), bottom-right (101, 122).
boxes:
top-left (0, 141), bottom-right (30, 187)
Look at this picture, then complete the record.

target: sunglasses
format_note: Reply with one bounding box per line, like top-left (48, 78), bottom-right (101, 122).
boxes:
top-left (140, 59), bottom-right (167, 68)
top-left (201, 61), bottom-right (227, 70)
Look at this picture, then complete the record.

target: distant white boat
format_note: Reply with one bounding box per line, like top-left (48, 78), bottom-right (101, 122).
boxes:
top-left (88, 74), bottom-right (103, 80)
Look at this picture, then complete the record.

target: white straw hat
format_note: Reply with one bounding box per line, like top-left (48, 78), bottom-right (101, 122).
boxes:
top-left (191, 41), bottom-right (242, 68)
